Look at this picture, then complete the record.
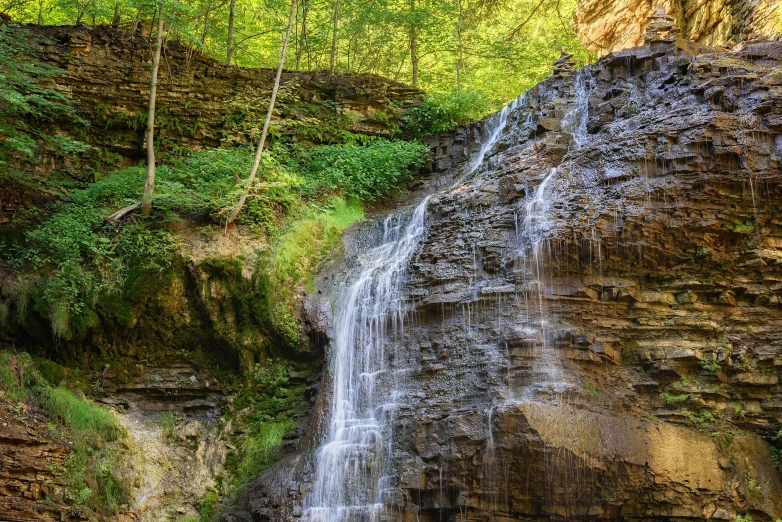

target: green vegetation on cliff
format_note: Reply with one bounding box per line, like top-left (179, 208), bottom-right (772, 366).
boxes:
top-left (1, 139), bottom-right (427, 344)
top-left (0, 351), bottom-right (128, 515)
top-left (0, 23), bottom-right (90, 169)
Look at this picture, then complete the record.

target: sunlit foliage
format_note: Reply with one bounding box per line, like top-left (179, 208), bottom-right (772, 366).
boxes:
top-left (4, 0), bottom-right (593, 104)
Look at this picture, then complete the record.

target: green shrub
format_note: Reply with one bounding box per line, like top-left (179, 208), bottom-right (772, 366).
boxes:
top-left (661, 392), bottom-right (691, 404)
top-left (401, 87), bottom-right (498, 136)
top-left (701, 358), bottom-right (722, 374)
top-left (302, 140), bottom-right (430, 201)
top-left (733, 221), bottom-right (755, 234)
top-left (198, 491), bottom-right (219, 521)
top-left (693, 246), bottom-right (712, 261)
top-left (0, 23), bottom-right (89, 166)
top-left (232, 419), bottom-right (295, 484)
top-left (682, 408), bottom-right (718, 424)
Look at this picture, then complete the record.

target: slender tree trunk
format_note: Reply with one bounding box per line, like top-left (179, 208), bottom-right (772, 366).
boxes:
top-left (409, 0), bottom-right (418, 88)
top-left (456, 0), bottom-right (463, 93)
top-left (226, 0), bottom-right (236, 65)
top-left (329, 0), bottom-right (339, 74)
top-left (141, 5), bottom-right (165, 217)
top-left (112, 2), bottom-right (121, 26)
top-left (37, 0), bottom-right (43, 24)
top-left (200, 1), bottom-right (212, 47)
top-left (295, 0), bottom-right (308, 71)
top-left (226, 0), bottom-right (296, 225)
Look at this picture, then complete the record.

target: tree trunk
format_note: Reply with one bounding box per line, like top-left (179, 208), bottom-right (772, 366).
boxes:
top-left (141, 5), bottom-right (165, 217)
top-left (456, 0), bottom-right (463, 92)
top-left (329, 0), bottom-right (339, 74)
top-left (37, 0), bottom-right (42, 24)
top-left (112, 2), bottom-right (121, 26)
top-left (410, 0), bottom-right (418, 88)
top-left (226, 0), bottom-right (296, 225)
top-left (226, 0), bottom-right (236, 65)
top-left (200, 1), bottom-right (212, 47)
top-left (295, 0), bottom-right (308, 71)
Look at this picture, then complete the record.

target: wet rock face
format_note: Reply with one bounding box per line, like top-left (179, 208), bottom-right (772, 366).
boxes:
top-left (247, 38), bottom-right (782, 521)
top-left (574, 0), bottom-right (780, 56)
top-left (393, 39), bottom-right (782, 520)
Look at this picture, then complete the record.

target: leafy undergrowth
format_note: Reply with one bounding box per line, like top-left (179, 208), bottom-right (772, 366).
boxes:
top-left (0, 140), bottom-right (429, 345)
top-left (217, 358), bottom-right (313, 514)
top-left (264, 198), bottom-right (364, 346)
top-left (401, 86), bottom-right (498, 136)
top-left (0, 351), bottom-right (128, 515)
top-left (0, 23), bottom-right (91, 168)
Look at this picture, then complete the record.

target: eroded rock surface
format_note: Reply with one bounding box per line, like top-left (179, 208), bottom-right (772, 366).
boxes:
top-left (574, 0), bottom-right (780, 55)
top-left (0, 397), bottom-right (69, 521)
top-left (243, 37), bottom-right (782, 521)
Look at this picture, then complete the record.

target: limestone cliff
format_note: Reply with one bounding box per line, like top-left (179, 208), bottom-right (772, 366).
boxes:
top-left (239, 36), bottom-right (782, 522)
top-left (574, 0), bottom-right (780, 55)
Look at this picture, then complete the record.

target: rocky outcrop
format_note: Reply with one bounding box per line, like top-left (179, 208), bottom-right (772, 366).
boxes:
top-left (0, 397), bottom-right (70, 521)
top-left (243, 37), bottom-right (782, 521)
top-left (574, 0), bottom-right (780, 55)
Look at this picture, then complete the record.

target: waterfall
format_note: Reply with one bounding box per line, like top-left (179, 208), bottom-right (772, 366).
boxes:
top-left (562, 67), bottom-right (595, 148)
top-left (514, 66), bottom-right (595, 401)
top-left (304, 92), bottom-right (529, 522)
top-left (303, 198), bottom-right (429, 522)
top-left (463, 94), bottom-right (527, 180)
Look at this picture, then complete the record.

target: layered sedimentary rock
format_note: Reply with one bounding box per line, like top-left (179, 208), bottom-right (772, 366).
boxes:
top-left (574, 0), bottom-right (780, 55)
top-left (0, 397), bottom-right (70, 521)
top-left (241, 36), bottom-right (782, 522)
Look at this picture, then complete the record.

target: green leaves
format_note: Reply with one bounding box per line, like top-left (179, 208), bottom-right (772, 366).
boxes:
top-left (302, 139), bottom-right (430, 201)
top-left (401, 85), bottom-right (497, 136)
top-left (7, 0), bottom-right (592, 105)
top-left (0, 23), bottom-right (88, 166)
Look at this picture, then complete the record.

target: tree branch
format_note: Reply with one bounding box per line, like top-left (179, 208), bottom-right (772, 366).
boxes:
top-left (504, 0), bottom-right (550, 42)
top-left (106, 202), bottom-right (140, 223)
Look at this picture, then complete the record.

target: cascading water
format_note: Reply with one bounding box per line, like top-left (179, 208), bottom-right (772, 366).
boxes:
top-left (562, 67), bottom-right (595, 148)
top-left (304, 63), bottom-right (597, 520)
top-left (303, 91), bottom-right (531, 522)
top-left (303, 198), bottom-right (429, 522)
top-left (513, 65), bottom-right (596, 400)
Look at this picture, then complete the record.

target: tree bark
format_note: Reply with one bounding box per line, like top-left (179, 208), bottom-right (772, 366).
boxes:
top-left (295, 0), bottom-right (309, 71)
top-left (141, 5), bottom-right (164, 217)
top-left (329, 0), bottom-right (339, 74)
top-left (456, 0), bottom-right (464, 92)
top-left (200, 1), bottom-right (212, 47)
top-left (410, 0), bottom-right (418, 88)
top-left (226, 0), bottom-right (236, 65)
top-left (226, 0), bottom-right (296, 225)
top-left (111, 2), bottom-right (121, 26)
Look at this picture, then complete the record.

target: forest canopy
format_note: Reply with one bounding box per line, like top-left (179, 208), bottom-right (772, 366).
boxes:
top-left (2, 0), bottom-right (593, 105)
